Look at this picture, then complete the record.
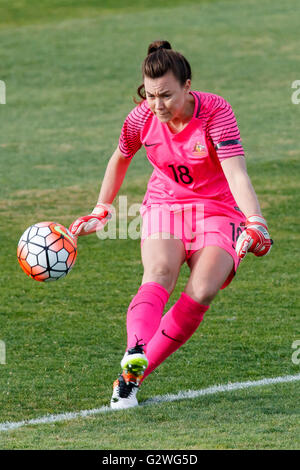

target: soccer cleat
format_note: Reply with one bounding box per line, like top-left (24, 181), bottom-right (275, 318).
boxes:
top-left (110, 343), bottom-right (148, 409)
top-left (120, 343), bottom-right (148, 385)
top-left (110, 373), bottom-right (140, 409)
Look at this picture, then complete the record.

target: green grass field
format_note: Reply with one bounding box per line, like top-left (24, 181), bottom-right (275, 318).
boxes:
top-left (0, 0), bottom-right (300, 450)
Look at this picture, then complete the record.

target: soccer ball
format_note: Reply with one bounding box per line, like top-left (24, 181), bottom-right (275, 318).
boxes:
top-left (17, 221), bottom-right (77, 282)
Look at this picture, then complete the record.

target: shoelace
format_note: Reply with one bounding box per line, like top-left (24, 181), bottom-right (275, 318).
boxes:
top-left (116, 375), bottom-right (138, 398)
top-left (127, 336), bottom-right (146, 355)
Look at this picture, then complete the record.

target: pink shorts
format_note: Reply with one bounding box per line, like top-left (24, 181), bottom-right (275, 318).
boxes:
top-left (140, 203), bottom-right (246, 289)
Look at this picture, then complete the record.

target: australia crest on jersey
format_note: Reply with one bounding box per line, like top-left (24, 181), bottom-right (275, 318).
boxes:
top-left (192, 141), bottom-right (207, 157)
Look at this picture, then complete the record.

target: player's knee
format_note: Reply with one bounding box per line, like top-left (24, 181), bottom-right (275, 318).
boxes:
top-left (145, 264), bottom-right (172, 281)
top-left (143, 264), bottom-right (176, 292)
top-left (187, 284), bottom-right (218, 305)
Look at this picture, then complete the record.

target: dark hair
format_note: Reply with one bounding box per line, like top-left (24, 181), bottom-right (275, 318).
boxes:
top-left (135, 40), bottom-right (192, 103)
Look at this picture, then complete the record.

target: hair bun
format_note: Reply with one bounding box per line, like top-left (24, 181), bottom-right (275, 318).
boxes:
top-left (147, 40), bottom-right (172, 55)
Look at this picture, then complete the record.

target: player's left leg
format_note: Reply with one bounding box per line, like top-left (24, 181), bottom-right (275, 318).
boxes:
top-left (141, 246), bottom-right (234, 380)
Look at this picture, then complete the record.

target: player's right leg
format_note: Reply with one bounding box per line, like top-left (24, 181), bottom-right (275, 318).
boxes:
top-left (110, 235), bottom-right (185, 409)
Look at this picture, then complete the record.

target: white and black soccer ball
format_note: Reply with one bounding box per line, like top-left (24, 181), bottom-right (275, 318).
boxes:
top-left (17, 221), bottom-right (77, 282)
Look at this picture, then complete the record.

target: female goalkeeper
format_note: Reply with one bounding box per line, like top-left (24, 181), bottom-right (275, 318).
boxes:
top-left (70, 40), bottom-right (272, 409)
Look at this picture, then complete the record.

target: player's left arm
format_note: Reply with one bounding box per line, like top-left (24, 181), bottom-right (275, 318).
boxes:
top-left (221, 155), bottom-right (273, 259)
top-left (221, 155), bottom-right (261, 217)
top-left (208, 98), bottom-right (272, 258)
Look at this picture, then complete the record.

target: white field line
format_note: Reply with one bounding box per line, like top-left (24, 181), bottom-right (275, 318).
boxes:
top-left (1, 373), bottom-right (299, 433)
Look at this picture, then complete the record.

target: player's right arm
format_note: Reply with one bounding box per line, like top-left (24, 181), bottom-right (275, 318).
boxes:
top-left (97, 145), bottom-right (132, 205)
top-left (69, 146), bottom-right (132, 236)
top-left (70, 102), bottom-right (148, 237)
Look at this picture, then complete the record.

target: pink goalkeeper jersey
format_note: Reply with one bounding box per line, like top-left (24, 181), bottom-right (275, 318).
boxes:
top-left (119, 91), bottom-right (245, 217)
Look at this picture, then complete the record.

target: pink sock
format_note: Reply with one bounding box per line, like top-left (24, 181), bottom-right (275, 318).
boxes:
top-left (126, 282), bottom-right (170, 350)
top-left (142, 292), bottom-right (209, 380)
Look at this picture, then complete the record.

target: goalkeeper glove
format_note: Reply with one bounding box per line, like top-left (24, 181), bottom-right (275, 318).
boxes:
top-left (69, 203), bottom-right (111, 237)
top-left (236, 214), bottom-right (273, 259)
